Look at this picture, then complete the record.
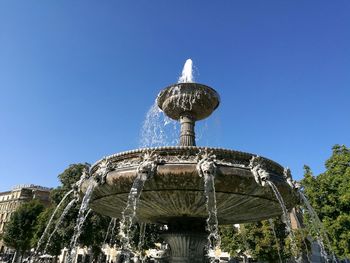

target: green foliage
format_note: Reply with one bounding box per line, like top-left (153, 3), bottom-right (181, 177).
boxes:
top-left (219, 225), bottom-right (242, 256)
top-left (301, 144), bottom-right (350, 259)
top-left (3, 200), bottom-right (44, 254)
top-left (220, 219), bottom-right (287, 263)
top-left (142, 223), bottom-right (163, 249)
top-left (79, 213), bottom-right (111, 259)
top-left (129, 223), bottom-right (163, 250)
top-left (220, 218), bottom-right (310, 262)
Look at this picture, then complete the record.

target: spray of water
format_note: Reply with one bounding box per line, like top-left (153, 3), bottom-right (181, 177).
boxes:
top-left (137, 222), bottom-right (146, 252)
top-left (118, 156), bottom-right (157, 262)
top-left (118, 177), bottom-right (147, 255)
top-left (267, 181), bottom-right (300, 259)
top-left (299, 192), bottom-right (337, 263)
top-left (267, 182), bottom-right (293, 233)
top-left (34, 189), bottom-right (73, 256)
top-left (103, 218), bottom-right (117, 246)
top-left (136, 222), bottom-right (147, 262)
top-left (44, 198), bottom-right (77, 254)
top-left (197, 154), bottom-right (221, 262)
top-left (67, 183), bottom-right (95, 263)
top-left (268, 219), bottom-right (283, 263)
top-left (290, 209), bottom-right (312, 262)
top-left (140, 102), bottom-right (179, 148)
top-left (178, 58), bottom-right (194, 83)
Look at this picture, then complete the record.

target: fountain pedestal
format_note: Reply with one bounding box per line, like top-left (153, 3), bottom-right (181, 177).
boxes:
top-left (162, 233), bottom-right (207, 263)
top-left (161, 218), bottom-right (208, 263)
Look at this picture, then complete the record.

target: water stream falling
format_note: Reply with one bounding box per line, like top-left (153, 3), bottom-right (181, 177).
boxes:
top-left (197, 154), bottom-right (220, 262)
top-left (44, 198), bottom-right (77, 254)
top-left (268, 219), bottom-right (283, 263)
top-left (137, 223), bottom-right (147, 263)
top-left (266, 181), bottom-right (299, 259)
top-left (34, 189), bottom-right (74, 256)
top-left (69, 208), bottom-right (92, 263)
top-left (267, 181), bottom-right (293, 234)
top-left (290, 209), bottom-right (312, 262)
top-left (67, 183), bottom-right (95, 263)
top-left (103, 218), bottom-right (117, 245)
top-left (118, 157), bottom-right (157, 262)
top-left (118, 177), bottom-right (146, 254)
top-left (299, 192), bottom-right (337, 263)
top-left (137, 222), bottom-right (146, 252)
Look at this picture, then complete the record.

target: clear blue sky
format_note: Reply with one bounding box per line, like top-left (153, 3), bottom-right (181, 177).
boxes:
top-left (1, 1), bottom-right (349, 191)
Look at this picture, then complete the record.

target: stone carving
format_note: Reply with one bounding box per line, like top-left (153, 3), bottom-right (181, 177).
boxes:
top-left (249, 156), bottom-right (270, 187)
top-left (137, 151), bottom-right (162, 179)
top-left (95, 158), bottom-right (113, 185)
top-left (196, 151), bottom-right (217, 178)
top-left (284, 167), bottom-right (300, 190)
top-left (72, 165), bottom-right (90, 200)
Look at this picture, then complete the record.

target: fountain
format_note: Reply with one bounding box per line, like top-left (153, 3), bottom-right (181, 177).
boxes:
top-left (80, 60), bottom-right (300, 262)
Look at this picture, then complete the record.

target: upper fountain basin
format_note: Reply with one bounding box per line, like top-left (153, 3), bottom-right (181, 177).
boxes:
top-left (157, 83), bottom-right (220, 121)
top-left (82, 146), bottom-right (299, 225)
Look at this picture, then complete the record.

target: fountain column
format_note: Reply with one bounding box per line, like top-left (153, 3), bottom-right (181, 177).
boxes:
top-left (180, 115), bottom-right (196, 146)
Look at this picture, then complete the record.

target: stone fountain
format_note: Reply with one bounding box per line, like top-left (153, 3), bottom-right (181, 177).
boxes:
top-left (82, 72), bottom-right (299, 262)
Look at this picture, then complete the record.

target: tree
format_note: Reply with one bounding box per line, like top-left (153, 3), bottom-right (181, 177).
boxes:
top-left (50, 163), bottom-right (90, 205)
top-left (79, 213), bottom-right (111, 260)
top-left (301, 144), bottom-right (350, 259)
top-left (2, 200), bottom-right (44, 262)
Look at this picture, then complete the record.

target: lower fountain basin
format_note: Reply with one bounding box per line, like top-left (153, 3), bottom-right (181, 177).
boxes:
top-left (84, 146), bottom-right (298, 224)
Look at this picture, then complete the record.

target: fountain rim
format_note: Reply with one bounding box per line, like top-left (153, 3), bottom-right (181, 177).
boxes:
top-left (90, 146), bottom-right (285, 174)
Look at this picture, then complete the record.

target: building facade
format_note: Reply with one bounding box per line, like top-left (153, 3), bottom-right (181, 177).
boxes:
top-left (0, 184), bottom-right (51, 253)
